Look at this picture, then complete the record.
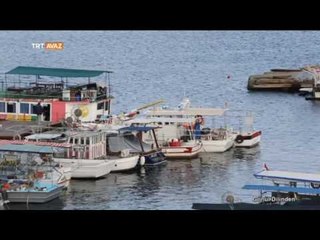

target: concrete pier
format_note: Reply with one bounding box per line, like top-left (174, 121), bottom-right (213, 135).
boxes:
top-left (247, 68), bottom-right (314, 92)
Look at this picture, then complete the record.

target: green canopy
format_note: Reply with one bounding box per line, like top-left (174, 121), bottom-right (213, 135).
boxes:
top-left (6, 66), bottom-right (112, 78)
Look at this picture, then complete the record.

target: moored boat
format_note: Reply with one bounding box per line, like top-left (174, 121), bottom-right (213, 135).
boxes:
top-left (116, 126), bottom-right (166, 166)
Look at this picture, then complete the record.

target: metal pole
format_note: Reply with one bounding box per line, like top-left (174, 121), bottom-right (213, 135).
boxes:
top-left (108, 72), bottom-right (111, 115)
top-left (152, 129), bottom-right (159, 149)
top-left (137, 132), bottom-right (145, 152)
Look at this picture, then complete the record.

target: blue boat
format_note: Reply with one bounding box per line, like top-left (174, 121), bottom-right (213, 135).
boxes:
top-left (192, 168), bottom-right (320, 210)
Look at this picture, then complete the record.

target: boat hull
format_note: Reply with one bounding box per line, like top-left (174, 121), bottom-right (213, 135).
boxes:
top-left (234, 131), bottom-right (261, 148)
top-left (111, 155), bottom-right (140, 172)
top-left (6, 185), bottom-right (63, 203)
top-left (162, 143), bottom-right (202, 159)
top-left (144, 151), bottom-right (167, 166)
top-left (200, 139), bottom-right (234, 152)
top-left (53, 159), bottom-right (114, 179)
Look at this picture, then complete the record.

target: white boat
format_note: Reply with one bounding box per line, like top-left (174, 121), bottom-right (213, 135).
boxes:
top-left (162, 139), bottom-right (203, 159)
top-left (54, 159), bottom-right (115, 178)
top-left (50, 131), bottom-right (140, 178)
top-left (22, 130), bottom-right (141, 178)
top-left (199, 137), bottom-right (234, 153)
top-left (127, 98), bottom-right (235, 153)
top-left (128, 117), bottom-right (235, 153)
top-left (234, 130), bottom-right (261, 148)
top-left (232, 112), bottom-right (261, 148)
top-left (110, 154), bottom-right (141, 172)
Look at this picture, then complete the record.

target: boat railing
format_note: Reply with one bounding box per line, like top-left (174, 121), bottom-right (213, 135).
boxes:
top-left (179, 126), bottom-right (231, 141)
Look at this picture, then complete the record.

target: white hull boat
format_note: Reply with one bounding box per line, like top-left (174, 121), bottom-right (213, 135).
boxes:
top-left (110, 155), bottom-right (140, 172)
top-left (234, 131), bottom-right (261, 148)
top-left (162, 141), bottom-right (203, 159)
top-left (53, 159), bottom-right (114, 179)
top-left (200, 138), bottom-right (234, 153)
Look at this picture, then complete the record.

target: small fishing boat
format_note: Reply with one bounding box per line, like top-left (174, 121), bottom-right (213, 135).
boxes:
top-left (0, 143), bottom-right (72, 189)
top-left (231, 111), bottom-right (261, 148)
top-left (116, 126), bottom-right (166, 166)
top-left (1, 180), bottom-right (63, 203)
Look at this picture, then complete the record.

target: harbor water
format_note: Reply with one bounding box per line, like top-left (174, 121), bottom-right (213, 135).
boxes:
top-left (1, 31), bottom-right (320, 209)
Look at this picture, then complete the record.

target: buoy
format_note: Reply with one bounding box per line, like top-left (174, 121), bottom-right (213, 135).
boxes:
top-left (227, 75), bottom-right (231, 79)
top-left (139, 156), bottom-right (145, 166)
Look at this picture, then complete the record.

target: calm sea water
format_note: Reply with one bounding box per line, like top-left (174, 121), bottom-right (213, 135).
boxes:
top-left (1, 31), bottom-right (320, 209)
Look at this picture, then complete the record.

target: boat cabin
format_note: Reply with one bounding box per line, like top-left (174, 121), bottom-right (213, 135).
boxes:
top-left (0, 66), bottom-right (113, 123)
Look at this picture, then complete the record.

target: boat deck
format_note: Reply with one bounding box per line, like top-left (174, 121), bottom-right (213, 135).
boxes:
top-left (254, 170), bottom-right (320, 183)
top-left (0, 120), bottom-right (51, 139)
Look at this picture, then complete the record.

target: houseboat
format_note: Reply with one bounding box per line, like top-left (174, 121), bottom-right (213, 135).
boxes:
top-left (0, 66), bottom-right (112, 124)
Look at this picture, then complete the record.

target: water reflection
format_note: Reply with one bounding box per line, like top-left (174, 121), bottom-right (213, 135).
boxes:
top-left (232, 146), bottom-right (261, 161)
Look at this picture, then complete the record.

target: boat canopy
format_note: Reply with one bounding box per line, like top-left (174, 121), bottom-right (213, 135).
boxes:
top-left (243, 184), bottom-right (320, 194)
top-left (147, 108), bottom-right (227, 116)
top-left (6, 66), bottom-right (112, 78)
top-left (127, 117), bottom-right (195, 124)
top-left (254, 170), bottom-right (320, 183)
top-left (0, 144), bottom-right (64, 153)
top-left (118, 126), bottom-right (160, 132)
top-left (25, 133), bottom-right (64, 141)
top-left (0, 140), bottom-right (71, 148)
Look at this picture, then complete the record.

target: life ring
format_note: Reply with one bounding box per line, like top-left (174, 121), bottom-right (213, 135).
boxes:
top-left (235, 135), bottom-right (244, 143)
top-left (311, 183), bottom-right (320, 189)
